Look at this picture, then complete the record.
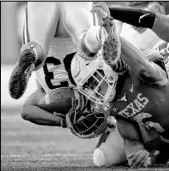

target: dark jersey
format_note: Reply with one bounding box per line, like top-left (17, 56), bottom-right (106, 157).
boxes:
top-left (111, 67), bottom-right (169, 140)
top-left (110, 65), bottom-right (169, 163)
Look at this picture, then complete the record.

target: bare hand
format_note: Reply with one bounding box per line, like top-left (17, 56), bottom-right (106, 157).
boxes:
top-left (128, 150), bottom-right (152, 168)
top-left (146, 2), bottom-right (166, 15)
top-left (91, 2), bottom-right (110, 24)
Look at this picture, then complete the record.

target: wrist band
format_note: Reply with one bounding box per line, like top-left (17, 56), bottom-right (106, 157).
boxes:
top-left (109, 7), bottom-right (156, 29)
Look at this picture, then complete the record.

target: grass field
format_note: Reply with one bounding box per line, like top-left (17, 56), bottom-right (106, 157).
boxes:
top-left (1, 112), bottom-right (168, 171)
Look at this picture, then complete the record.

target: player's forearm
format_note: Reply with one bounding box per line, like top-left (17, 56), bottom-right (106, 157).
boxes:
top-left (109, 7), bottom-right (155, 29)
top-left (109, 7), bottom-right (169, 42)
top-left (120, 37), bottom-right (168, 85)
top-left (26, 2), bottom-right (59, 57)
top-left (124, 139), bottom-right (145, 159)
top-left (120, 37), bottom-right (148, 74)
top-left (21, 104), bottom-right (62, 126)
top-left (152, 14), bottom-right (169, 42)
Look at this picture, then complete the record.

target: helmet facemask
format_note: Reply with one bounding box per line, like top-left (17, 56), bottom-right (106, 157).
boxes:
top-left (67, 99), bottom-right (108, 139)
top-left (71, 52), bottom-right (118, 107)
top-left (80, 69), bottom-right (117, 105)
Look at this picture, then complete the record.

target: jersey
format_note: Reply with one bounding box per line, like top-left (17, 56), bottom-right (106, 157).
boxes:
top-left (110, 67), bottom-right (169, 163)
top-left (111, 67), bottom-right (169, 140)
top-left (35, 38), bottom-right (76, 93)
top-left (34, 2), bottom-right (94, 93)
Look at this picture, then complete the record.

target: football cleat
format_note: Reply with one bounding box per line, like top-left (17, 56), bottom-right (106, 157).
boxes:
top-left (9, 48), bottom-right (36, 99)
top-left (101, 16), bottom-right (121, 67)
top-left (9, 42), bottom-right (44, 99)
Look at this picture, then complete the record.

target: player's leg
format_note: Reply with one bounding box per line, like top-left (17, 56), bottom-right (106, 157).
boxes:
top-left (64, 2), bottom-right (93, 44)
top-left (63, 2), bottom-right (104, 58)
top-left (26, 2), bottom-right (60, 58)
top-left (93, 127), bottom-right (126, 167)
top-left (9, 2), bottom-right (60, 99)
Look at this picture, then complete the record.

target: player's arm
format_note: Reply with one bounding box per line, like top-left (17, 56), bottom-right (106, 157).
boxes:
top-left (152, 14), bottom-right (169, 42)
top-left (108, 6), bottom-right (169, 42)
top-left (21, 87), bottom-right (66, 127)
top-left (93, 6), bottom-right (168, 85)
top-left (117, 118), bottom-right (151, 168)
top-left (120, 37), bottom-right (168, 86)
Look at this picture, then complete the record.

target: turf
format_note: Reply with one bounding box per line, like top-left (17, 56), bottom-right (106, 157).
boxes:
top-left (1, 113), bottom-right (168, 171)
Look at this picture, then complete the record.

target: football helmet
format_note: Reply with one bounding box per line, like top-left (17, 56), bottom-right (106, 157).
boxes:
top-left (39, 87), bottom-right (109, 139)
top-left (66, 99), bottom-right (109, 139)
top-left (71, 51), bottom-right (118, 107)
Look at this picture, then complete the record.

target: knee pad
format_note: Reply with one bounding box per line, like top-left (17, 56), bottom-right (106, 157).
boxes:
top-left (93, 148), bottom-right (106, 167)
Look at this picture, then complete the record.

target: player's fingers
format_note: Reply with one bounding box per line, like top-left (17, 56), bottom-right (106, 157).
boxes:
top-left (136, 155), bottom-right (148, 168)
top-left (128, 153), bottom-right (134, 159)
top-left (132, 151), bottom-right (149, 168)
top-left (128, 153), bottom-right (138, 166)
top-left (143, 157), bottom-right (152, 167)
top-left (91, 6), bottom-right (100, 13)
top-left (99, 2), bottom-right (110, 16)
top-left (128, 150), bottom-right (141, 159)
top-left (91, 7), bottom-right (107, 19)
top-left (128, 151), bottom-right (142, 167)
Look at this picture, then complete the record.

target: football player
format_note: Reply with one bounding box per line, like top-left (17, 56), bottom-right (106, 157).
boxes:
top-left (20, 50), bottom-right (118, 139)
top-left (9, 2), bottom-right (94, 99)
top-left (8, 2), bottom-right (99, 127)
top-left (7, 2), bottom-right (90, 129)
top-left (108, 2), bottom-right (169, 42)
top-left (89, 7), bottom-right (169, 168)
top-left (120, 2), bottom-right (165, 50)
top-left (8, 3), bottom-right (131, 167)
top-left (8, 2), bottom-right (126, 141)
